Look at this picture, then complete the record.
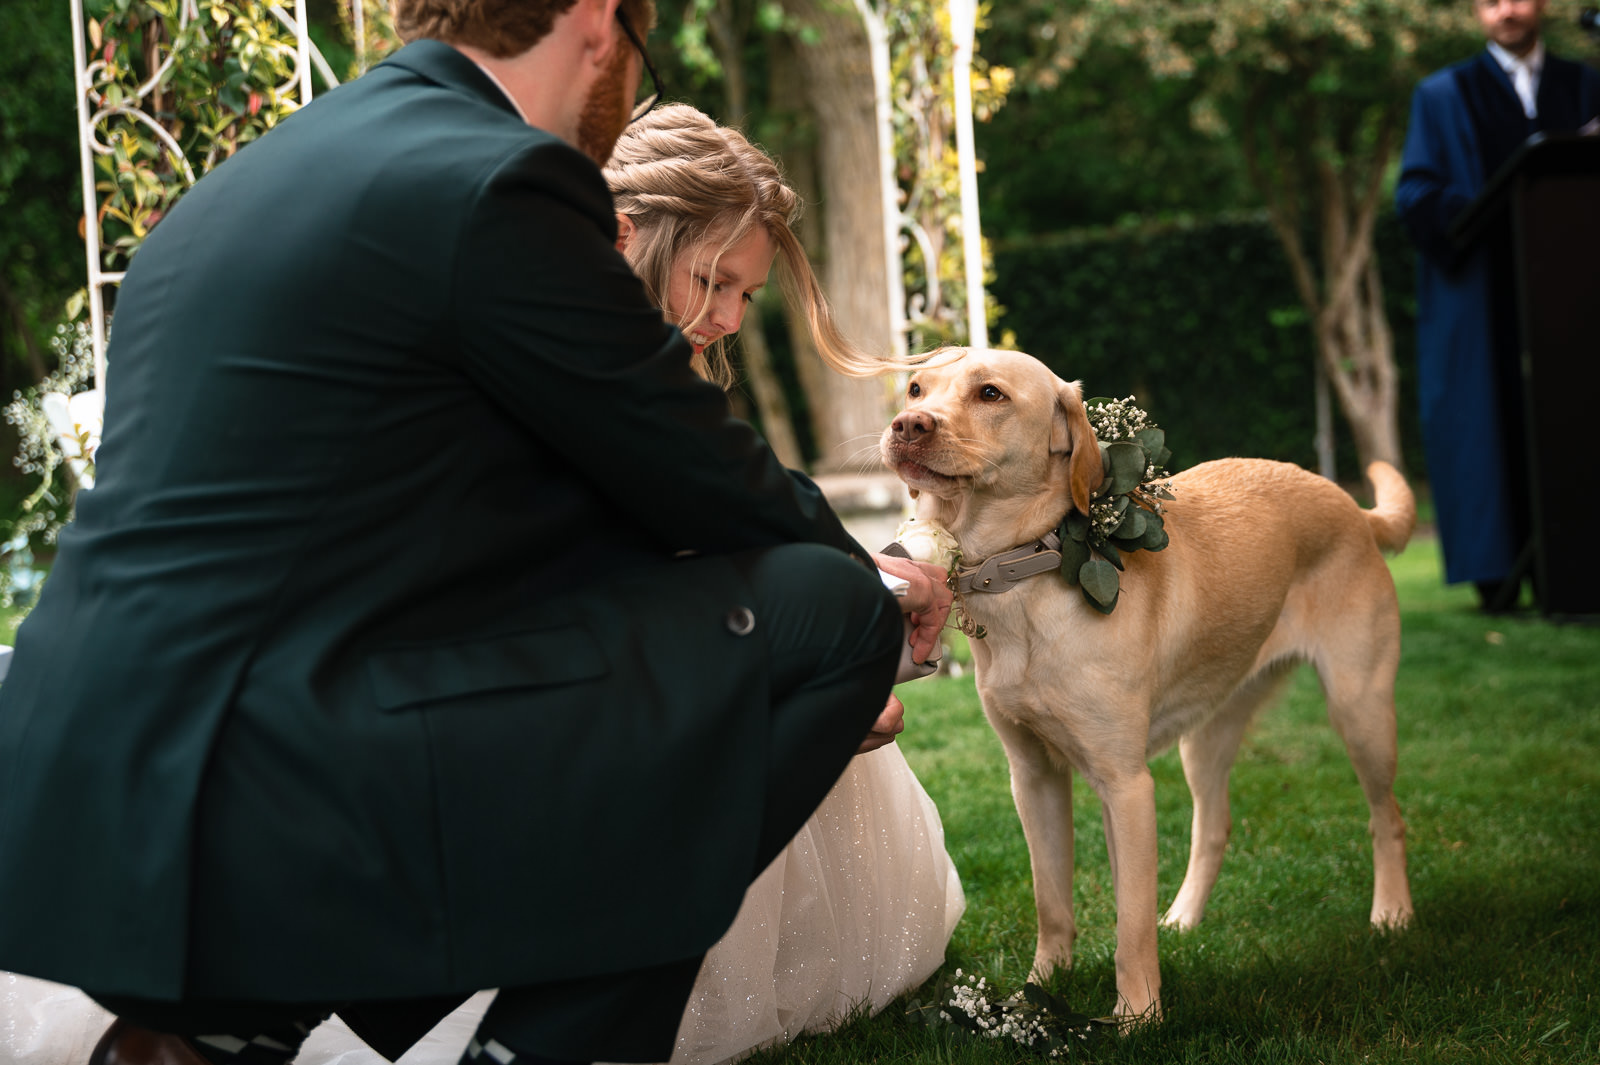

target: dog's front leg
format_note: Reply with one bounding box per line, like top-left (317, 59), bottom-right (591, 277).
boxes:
top-left (988, 712), bottom-right (1077, 980)
top-left (1099, 768), bottom-right (1163, 1022)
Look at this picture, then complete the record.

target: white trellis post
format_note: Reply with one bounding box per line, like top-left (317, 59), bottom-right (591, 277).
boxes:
top-left (70, 0), bottom-right (330, 389)
top-left (853, 0), bottom-right (910, 361)
top-left (856, 0), bottom-right (988, 357)
top-left (947, 0), bottom-right (987, 350)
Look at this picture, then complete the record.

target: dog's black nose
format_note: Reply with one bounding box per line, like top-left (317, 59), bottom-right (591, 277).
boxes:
top-left (892, 410), bottom-right (936, 441)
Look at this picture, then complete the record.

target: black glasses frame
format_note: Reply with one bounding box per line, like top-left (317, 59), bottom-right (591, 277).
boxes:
top-left (615, 8), bottom-right (663, 124)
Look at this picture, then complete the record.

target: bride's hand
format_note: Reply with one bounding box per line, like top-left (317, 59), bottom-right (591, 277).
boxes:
top-left (872, 553), bottom-right (953, 666)
top-left (857, 693), bottom-right (906, 754)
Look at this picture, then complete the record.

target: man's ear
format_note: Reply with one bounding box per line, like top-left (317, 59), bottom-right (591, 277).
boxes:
top-left (615, 213), bottom-right (635, 253)
top-left (576, 0), bottom-right (627, 68)
top-left (1051, 378), bottom-right (1102, 515)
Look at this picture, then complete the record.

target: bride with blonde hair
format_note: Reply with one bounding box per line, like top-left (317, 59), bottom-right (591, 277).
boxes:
top-left (604, 103), bottom-right (964, 1065)
top-left (603, 103), bottom-right (889, 390)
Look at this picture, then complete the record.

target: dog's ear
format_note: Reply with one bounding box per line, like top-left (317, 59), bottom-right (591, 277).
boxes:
top-left (1051, 378), bottom-right (1102, 515)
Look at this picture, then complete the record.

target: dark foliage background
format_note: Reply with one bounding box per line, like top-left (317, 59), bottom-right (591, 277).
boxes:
top-left (988, 210), bottom-right (1428, 480)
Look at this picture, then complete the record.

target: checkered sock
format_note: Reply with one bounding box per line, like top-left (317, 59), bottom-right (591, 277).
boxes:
top-left (459, 1034), bottom-right (586, 1065)
top-left (190, 1017), bottom-right (321, 1064)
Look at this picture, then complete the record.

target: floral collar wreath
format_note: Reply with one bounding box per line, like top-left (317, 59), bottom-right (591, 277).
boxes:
top-left (892, 396), bottom-right (1175, 634)
top-left (1058, 395), bottom-right (1176, 615)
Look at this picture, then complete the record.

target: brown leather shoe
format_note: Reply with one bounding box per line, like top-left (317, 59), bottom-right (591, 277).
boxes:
top-left (89, 1019), bottom-right (213, 1065)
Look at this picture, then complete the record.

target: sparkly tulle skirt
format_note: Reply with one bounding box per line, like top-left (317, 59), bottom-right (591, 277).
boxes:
top-left (2, 744), bottom-right (962, 1065)
top-left (661, 742), bottom-right (964, 1064)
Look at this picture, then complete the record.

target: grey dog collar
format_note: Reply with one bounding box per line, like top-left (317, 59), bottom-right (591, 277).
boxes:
top-left (951, 531), bottom-right (1063, 595)
top-left (882, 532), bottom-right (1064, 595)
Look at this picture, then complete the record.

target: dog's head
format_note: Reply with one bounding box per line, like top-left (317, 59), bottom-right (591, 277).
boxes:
top-left (881, 348), bottom-right (1104, 542)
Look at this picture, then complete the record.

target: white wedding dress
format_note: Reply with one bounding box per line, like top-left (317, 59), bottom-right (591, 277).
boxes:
top-left (1, 743), bottom-right (962, 1065)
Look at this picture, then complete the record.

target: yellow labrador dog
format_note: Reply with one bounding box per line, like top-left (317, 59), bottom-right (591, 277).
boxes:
top-left (881, 348), bottom-right (1414, 1022)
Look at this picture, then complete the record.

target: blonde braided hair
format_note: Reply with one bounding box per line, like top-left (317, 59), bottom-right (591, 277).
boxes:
top-left (603, 104), bottom-right (884, 388)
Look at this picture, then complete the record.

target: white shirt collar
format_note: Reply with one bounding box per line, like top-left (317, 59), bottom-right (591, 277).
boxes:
top-left (1488, 39), bottom-right (1545, 117)
top-left (470, 61), bottom-right (531, 125)
top-left (1487, 38), bottom-right (1545, 78)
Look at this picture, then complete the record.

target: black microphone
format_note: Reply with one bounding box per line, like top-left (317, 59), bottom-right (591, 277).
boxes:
top-left (1582, 7), bottom-right (1600, 38)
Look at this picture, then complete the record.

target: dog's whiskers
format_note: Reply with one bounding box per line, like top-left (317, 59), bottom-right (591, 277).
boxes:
top-left (837, 439), bottom-right (892, 474)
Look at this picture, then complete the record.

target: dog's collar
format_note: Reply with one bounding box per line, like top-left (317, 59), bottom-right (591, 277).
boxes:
top-left (952, 532), bottom-right (1063, 595)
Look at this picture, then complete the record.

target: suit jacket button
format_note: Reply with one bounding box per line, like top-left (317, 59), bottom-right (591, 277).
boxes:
top-left (725, 606), bottom-right (756, 636)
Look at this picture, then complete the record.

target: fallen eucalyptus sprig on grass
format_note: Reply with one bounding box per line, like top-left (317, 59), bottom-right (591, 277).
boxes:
top-left (1059, 396), bottom-right (1176, 615)
top-left (907, 969), bottom-right (1112, 1057)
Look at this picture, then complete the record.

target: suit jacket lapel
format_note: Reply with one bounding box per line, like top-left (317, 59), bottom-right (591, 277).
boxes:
top-left (1455, 50), bottom-right (1534, 179)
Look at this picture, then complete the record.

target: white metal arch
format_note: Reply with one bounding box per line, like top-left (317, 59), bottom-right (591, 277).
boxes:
top-left (69, 2), bottom-right (986, 380)
top-left (70, 0), bottom-right (333, 389)
top-left (947, 0), bottom-right (986, 351)
top-left (857, 0), bottom-right (988, 357)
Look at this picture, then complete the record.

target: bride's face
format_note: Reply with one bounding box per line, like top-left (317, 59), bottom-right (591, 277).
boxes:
top-left (664, 226), bottom-right (777, 356)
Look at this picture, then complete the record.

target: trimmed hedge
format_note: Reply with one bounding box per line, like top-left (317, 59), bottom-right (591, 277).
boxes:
top-left (989, 208), bottom-right (1427, 480)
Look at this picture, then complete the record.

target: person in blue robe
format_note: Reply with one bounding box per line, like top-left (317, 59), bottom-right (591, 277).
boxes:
top-left (1395, 0), bottom-right (1600, 610)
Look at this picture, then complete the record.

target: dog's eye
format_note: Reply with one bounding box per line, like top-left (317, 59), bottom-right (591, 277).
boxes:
top-left (979, 385), bottom-right (1005, 402)
top-left (908, 381), bottom-right (922, 398)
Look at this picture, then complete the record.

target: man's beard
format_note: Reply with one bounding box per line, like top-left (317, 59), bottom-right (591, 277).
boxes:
top-left (577, 46), bottom-right (631, 167)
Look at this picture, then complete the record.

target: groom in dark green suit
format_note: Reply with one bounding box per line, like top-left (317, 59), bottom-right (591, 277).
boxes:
top-left (0, 0), bottom-right (950, 1062)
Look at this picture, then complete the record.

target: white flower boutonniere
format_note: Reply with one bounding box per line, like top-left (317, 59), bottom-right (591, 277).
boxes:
top-left (40, 388), bottom-right (105, 490)
top-left (893, 517), bottom-right (962, 571)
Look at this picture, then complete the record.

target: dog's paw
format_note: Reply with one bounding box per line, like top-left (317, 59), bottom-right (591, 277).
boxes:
top-left (1370, 901), bottom-right (1414, 930)
top-left (1159, 905), bottom-right (1203, 931)
top-left (1027, 953), bottom-right (1073, 986)
top-left (1109, 997), bottom-right (1164, 1029)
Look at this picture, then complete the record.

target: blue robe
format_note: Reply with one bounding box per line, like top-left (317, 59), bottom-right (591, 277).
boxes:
top-left (1395, 50), bottom-right (1600, 585)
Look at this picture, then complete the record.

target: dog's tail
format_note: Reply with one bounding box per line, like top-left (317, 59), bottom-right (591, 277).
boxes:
top-left (1363, 461), bottom-right (1415, 555)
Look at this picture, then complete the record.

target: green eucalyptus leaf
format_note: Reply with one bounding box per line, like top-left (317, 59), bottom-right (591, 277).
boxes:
top-left (1086, 589), bottom-right (1119, 615)
top-left (1116, 507), bottom-right (1146, 540)
top-left (1098, 540), bottom-right (1124, 571)
top-left (1152, 446), bottom-right (1172, 470)
top-left (1022, 982), bottom-right (1095, 1028)
top-left (1135, 426), bottom-right (1165, 454)
top-left (1059, 535), bottom-right (1090, 582)
top-left (1063, 509), bottom-right (1090, 542)
top-left (1105, 441), bottom-right (1146, 495)
top-left (1080, 559), bottom-right (1120, 609)
top-left (1137, 509), bottom-right (1170, 551)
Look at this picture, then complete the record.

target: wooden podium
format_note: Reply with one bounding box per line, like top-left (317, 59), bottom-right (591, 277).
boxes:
top-left (1452, 133), bottom-right (1600, 620)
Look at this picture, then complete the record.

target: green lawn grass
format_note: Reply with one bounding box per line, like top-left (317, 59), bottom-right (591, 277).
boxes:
top-left (764, 537), bottom-right (1600, 1064)
top-left (4, 533), bottom-right (1593, 1061)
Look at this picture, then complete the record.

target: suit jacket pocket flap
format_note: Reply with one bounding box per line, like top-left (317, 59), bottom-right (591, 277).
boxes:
top-left (368, 626), bottom-right (608, 711)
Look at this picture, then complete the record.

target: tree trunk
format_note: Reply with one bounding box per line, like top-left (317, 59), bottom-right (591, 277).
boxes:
top-left (707, 0), bottom-right (804, 469)
top-left (1316, 247), bottom-right (1402, 473)
top-left (778, 0), bottom-right (897, 474)
top-left (1241, 94), bottom-right (1404, 478)
top-left (0, 275), bottom-right (50, 382)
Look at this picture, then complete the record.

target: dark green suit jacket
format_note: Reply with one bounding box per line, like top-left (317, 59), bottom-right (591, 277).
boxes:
top-left (0, 40), bottom-right (878, 1003)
